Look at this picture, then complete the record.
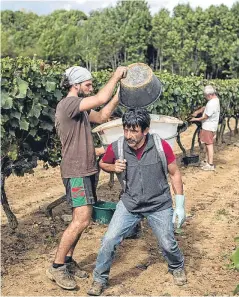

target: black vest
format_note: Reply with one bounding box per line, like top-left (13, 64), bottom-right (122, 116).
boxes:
top-left (112, 134), bottom-right (172, 213)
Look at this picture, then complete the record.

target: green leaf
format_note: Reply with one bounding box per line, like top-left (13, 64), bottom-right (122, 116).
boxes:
top-left (233, 284), bottom-right (239, 295)
top-left (54, 89), bottom-right (63, 101)
top-left (173, 88), bottom-right (181, 96)
top-left (42, 106), bottom-right (55, 121)
top-left (11, 110), bottom-right (21, 120)
top-left (40, 121), bottom-right (54, 131)
top-left (27, 89), bottom-right (34, 99)
top-left (1, 78), bottom-right (9, 87)
top-left (29, 129), bottom-right (37, 137)
top-left (46, 81), bottom-right (56, 92)
top-left (29, 117), bottom-right (39, 127)
top-left (1, 114), bottom-right (9, 124)
top-left (231, 247), bottom-right (239, 271)
top-left (10, 86), bottom-right (18, 97)
top-left (40, 98), bottom-right (48, 105)
top-left (1, 126), bottom-right (5, 135)
top-left (9, 129), bottom-right (16, 137)
top-left (28, 103), bottom-right (42, 118)
top-left (9, 118), bottom-right (19, 128)
top-left (16, 78), bottom-right (29, 98)
top-left (20, 119), bottom-right (29, 131)
top-left (7, 144), bottom-right (18, 161)
top-left (1, 92), bottom-right (13, 109)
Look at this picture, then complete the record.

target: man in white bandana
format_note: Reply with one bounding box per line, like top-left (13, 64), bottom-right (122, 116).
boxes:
top-left (46, 65), bottom-right (127, 290)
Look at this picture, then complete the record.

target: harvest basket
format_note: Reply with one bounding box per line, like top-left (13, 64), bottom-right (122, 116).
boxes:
top-left (119, 63), bottom-right (162, 108)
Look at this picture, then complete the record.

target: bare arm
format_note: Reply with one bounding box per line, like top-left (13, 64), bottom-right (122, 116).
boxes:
top-left (99, 159), bottom-right (126, 173)
top-left (190, 113), bottom-right (208, 122)
top-left (88, 88), bottom-right (120, 124)
top-left (191, 106), bottom-right (205, 117)
top-left (168, 161), bottom-right (183, 195)
top-left (95, 146), bottom-right (105, 157)
top-left (79, 67), bottom-right (127, 112)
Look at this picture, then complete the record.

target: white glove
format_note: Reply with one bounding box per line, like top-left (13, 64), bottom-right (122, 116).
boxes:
top-left (172, 194), bottom-right (186, 228)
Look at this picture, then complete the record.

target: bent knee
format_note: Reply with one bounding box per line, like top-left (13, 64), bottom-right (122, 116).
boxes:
top-left (160, 237), bottom-right (178, 253)
top-left (101, 233), bottom-right (122, 249)
top-left (71, 218), bottom-right (91, 230)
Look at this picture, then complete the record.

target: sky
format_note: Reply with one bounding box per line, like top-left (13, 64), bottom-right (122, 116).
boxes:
top-left (1, 0), bottom-right (238, 16)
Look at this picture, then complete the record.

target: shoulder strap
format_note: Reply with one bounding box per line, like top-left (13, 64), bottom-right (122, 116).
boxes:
top-left (116, 136), bottom-right (126, 191)
top-left (152, 133), bottom-right (168, 176)
top-left (117, 136), bottom-right (124, 161)
top-left (116, 134), bottom-right (168, 190)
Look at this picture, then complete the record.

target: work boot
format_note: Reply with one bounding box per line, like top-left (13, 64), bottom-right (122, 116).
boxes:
top-left (46, 264), bottom-right (77, 290)
top-left (87, 281), bottom-right (106, 296)
top-left (172, 268), bottom-right (187, 286)
top-left (66, 260), bottom-right (88, 279)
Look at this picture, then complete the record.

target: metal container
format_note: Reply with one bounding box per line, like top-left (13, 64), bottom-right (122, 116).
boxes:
top-left (119, 63), bottom-right (162, 108)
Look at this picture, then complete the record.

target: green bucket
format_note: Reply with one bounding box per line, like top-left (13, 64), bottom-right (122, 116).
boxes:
top-left (92, 201), bottom-right (117, 224)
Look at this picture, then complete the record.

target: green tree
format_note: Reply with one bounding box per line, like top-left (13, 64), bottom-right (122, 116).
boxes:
top-left (203, 5), bottom-right (237, 78)
top-left (97, 8), bottom-right (123, 70)
top-left (151, 9), bottom-right (171, 71)
top-left (115, 0), bottom-right (152, 64)
top-left (1, 10), bottom-right (40, 57)
top-left (75, 12), bottom-right (105, 71)
top-left (170, 4), bottom-right (195, 75)
top-left (36, 10), bottom-right (87, 63)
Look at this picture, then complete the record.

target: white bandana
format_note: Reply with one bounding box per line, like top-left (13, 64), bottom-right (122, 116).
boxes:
top-left (65, 66), bottom-right (92, 85)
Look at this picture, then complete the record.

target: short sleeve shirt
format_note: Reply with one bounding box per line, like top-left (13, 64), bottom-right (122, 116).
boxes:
top-left (202, 97), bottom-right (220, 132)
top-left (102, 138), bottom-right (176, 165)
top-left (55, 96), bottom-right (97, 178)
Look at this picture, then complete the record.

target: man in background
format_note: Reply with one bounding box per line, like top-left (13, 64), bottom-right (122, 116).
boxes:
top-left (191, 85), bottom-right (220, 171)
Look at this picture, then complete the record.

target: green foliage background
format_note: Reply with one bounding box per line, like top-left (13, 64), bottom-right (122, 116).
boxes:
top-left (1, 1), bottom-right (239, 78)
top-left (1, 56), bottom-right (239, 177)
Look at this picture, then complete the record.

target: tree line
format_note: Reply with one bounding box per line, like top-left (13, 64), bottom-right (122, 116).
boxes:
top-left (1, 1), bottom-right (239, 79)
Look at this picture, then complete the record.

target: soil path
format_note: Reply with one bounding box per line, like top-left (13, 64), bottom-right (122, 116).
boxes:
top-left (1, 126), bottom-right (239, 296)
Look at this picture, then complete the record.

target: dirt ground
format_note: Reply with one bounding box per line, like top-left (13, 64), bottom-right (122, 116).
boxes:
top-left (1, 124), bottom-right (239, 296)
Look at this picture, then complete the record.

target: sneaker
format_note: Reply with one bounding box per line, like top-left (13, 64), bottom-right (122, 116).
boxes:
top-left (173, 268), bottom-right (187, 286)
top-left (66, 260), bottom-right (88, 279)
top-left (46, 264), bottom-right (77, 290)
top-left (200, 160), bottom-right (207, 167)
top-left (201, 163), bottom-right (215, 171)
top-left (87, 281), bottom-right (106, 296)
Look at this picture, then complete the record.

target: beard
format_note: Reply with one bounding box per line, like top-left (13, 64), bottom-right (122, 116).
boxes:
top-left (78, 89), bottom-right (93, 98)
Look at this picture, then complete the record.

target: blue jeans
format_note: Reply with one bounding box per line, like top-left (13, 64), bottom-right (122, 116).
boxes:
top-left (93, 200), bottom-right (184, 285)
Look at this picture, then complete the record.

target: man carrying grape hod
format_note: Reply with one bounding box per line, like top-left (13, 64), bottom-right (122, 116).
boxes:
top-left (88, 108), bottom-right (187, 296)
